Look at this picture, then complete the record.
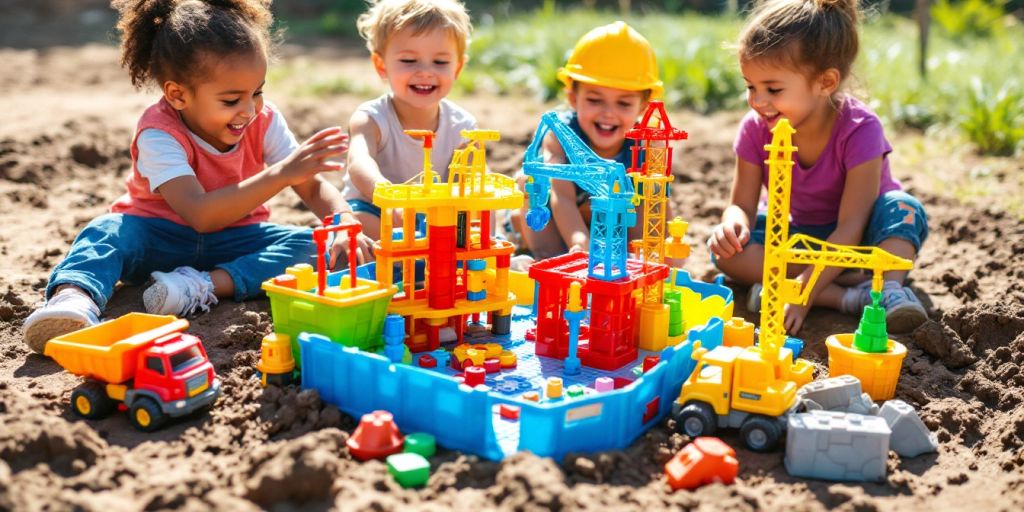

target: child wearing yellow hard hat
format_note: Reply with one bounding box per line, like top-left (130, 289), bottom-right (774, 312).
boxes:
top-left (506, 21), bottom-right (667, 263)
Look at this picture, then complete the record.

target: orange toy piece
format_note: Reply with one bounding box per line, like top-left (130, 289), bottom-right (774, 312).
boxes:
top-left (664, 437), bottom-right (738, 491)
top-left (347, 410), bottom-right (405, 461)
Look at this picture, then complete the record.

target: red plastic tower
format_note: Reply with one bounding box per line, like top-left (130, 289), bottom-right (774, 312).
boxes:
top-left (529, 251), bottom-right (668, 370)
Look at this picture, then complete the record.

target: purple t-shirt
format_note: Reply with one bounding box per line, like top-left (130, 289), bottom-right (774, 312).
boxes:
top-left (734, 96), bottom-right (902, 226)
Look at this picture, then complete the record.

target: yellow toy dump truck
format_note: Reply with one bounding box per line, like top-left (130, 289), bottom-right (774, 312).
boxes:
top-left (44, 313), bottom-right (221, 431)
top-left (672, 342), bottom-right (811, 452)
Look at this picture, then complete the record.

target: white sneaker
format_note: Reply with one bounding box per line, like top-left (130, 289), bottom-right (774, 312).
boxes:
top-left (881, 281), bottom-right (928, 333)
top-left (839, 280), bottom-right (874, 315)
top-left (23, 287), bottom-right (101, 354)
top-left (143, 266), bottom-right (218, 317)
top-left (746, 283), bottom-right (763, 313)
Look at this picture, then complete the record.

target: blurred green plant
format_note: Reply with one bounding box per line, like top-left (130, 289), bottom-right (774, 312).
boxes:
top-left (960, 78), bottom-right (1024, 156)
top-left (932, 0), bottom-right (1010, 40)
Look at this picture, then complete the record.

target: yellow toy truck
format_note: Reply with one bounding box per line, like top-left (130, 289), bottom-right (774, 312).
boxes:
top-left (44, 313), bottom-right (221, 431)
top-left (672, 342), bottom-right (810, 452)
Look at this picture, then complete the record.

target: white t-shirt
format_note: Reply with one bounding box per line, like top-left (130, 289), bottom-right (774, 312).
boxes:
top-left (135, 109), bottom-right (298, 192)
top-left (341, 94), bottom-right (477, 202)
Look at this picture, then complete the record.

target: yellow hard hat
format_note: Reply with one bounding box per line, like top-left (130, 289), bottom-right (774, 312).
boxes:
top-left (556, 21), bottom-right (663, 99)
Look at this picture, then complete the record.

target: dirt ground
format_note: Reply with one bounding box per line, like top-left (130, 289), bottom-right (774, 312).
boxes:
top-left (2, 9), bottom-right (1024, 512)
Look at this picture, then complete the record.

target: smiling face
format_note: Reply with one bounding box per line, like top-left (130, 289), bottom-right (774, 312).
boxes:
top-left (164, 51), bottom-right (268, 152)
top-left (567, 82), bottom-right (648, 159)
top-left (372, 26), bottom-right (464, 116)
top-left (740, 57), bottom-right (837, 132)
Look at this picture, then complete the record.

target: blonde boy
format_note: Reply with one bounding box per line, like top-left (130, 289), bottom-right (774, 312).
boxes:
top-left (344, 0), bottom-right (476, 243)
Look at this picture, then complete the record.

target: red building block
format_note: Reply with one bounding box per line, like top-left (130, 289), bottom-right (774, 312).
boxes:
top-left (664, 437), bottom-right (738, 491)
top-left (418, 354), bottom-right (437, 368)
top-left (499, 404), bottom-right (520, 421)
top-left (464, 366), bottom-right (486, 387)
top-left (347, 410), bottom-right (404, 461)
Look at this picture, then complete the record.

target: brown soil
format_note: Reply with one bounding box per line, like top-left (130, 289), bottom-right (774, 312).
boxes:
top-left (2, 15), bottom-right (1023, 512)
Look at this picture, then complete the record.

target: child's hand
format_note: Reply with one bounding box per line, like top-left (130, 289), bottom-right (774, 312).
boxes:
top-left (279, 127), bottom-right (349, 186)
top-left (708, 221), bottom-right (749, 259)
top-left (783, 302), bottom-right (810, 336)
top-left (330, 230), bottom-right (375, 269)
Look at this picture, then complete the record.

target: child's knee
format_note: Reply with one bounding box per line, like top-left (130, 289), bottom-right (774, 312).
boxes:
top-left (866, 191), bottom-right (928, 250)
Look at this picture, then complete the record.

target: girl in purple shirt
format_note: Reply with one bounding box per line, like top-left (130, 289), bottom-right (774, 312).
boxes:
top-left (708, 0), bottom-right (929, 335)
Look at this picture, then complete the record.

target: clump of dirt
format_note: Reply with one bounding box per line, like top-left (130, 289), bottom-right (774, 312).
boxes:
top-left (242, 428), bottom-right (349, 508)
top-left (911, 320), bottom-right (977, 369)
top-left (0, 385), bottom-right (106, 476)
top-left (259, 385), bottom-right (351, 438)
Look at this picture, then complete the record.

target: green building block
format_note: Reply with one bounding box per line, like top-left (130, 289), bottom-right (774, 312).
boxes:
top-left (403, 432), bottom-right (436, 458)
top-left (387, 452), bottom-right (430, 488)
top-left (854, 290), bottom-right (890, 353)
top-left (566, 384), bottom-right (586, 398)
top-left (665, 289), bottom-right (684, 337)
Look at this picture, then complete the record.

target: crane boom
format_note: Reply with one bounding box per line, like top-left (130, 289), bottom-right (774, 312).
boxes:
top-left (522, 112), bottom-right (636, 281)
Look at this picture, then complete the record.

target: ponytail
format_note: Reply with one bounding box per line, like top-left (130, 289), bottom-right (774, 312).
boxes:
top-left (739, 0), bottom-right (862, 82)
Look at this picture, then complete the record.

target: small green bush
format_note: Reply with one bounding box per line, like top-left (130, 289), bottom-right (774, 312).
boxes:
top-left (960, 78), bottom-right (1024, 156)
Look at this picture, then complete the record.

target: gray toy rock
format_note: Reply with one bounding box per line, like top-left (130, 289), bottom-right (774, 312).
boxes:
top-left (785, 410), bottom-right (891, 482)
top-left (878, 399), bottom-right (939, 458)
top-left (797, 375), bottom-right (879, 415)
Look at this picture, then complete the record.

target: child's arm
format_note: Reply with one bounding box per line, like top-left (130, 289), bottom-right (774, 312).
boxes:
top-left (785, 157), bottom-right (882, 333)
top-left (345, 110), bottom-right (390, 201)
top-left (708, 157), bottom-right (761, 259)
top-left (542, 133), bottom-right (590, 252)
top-left (158, 127), bottom-right (348, 233)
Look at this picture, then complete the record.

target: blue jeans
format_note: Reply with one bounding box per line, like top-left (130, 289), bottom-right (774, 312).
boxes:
top-left (749, 190), bottom-right (929, 250)
top-left (47, 213), bottom-right (317, 310)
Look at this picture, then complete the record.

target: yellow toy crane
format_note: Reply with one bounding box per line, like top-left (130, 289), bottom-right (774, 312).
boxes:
top-left (758, 119), bottom-right (913, 371)
top-left (671, 119), bottom-right (914, 452)
top-left (625, 101), bottom-right (690, 352)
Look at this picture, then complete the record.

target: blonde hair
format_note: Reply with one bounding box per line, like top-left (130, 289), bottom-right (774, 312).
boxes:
top-left (739, 0), bottom-right (861, 83)
top-left (357, 0), bottom-right (472, 57)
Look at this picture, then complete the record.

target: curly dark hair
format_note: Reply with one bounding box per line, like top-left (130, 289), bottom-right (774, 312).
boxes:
top-left (112, 0), bottom-right (277, 88)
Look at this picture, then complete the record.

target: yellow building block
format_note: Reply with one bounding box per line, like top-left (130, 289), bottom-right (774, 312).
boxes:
top-left (723, 317), bottom-right (755, 348)
top-left (637, 303), bottom-right (670, 351)
top-left (286, 264), bottom-right (316, 291)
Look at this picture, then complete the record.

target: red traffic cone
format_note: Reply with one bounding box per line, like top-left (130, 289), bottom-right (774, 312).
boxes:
top-left (347, 410), bottom-right (404, 461)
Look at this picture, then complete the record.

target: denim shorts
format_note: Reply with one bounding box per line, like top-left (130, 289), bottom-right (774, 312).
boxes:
top-left (749, 190), bottom-right (929, 249)
top-left (47, 213), bottom-right (317, 309)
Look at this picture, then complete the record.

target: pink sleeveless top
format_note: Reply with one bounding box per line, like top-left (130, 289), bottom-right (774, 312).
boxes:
top-left (111, 98), bottom-right (273, 227)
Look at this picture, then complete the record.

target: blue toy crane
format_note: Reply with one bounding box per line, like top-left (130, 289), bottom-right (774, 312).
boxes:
top-left (522, 111), bottom-right (637, 281)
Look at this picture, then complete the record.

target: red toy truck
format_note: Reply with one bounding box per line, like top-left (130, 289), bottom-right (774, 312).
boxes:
top-left (44, 313), bottom-right (221, 431)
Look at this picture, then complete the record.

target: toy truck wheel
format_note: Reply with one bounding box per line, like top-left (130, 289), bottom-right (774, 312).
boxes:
top-left (740, 415), bottom-right (781, 452)
top-left (129, 397), bottom-right (167, 432)
top-left (675, 402), bottom-right (717, 438)
top-left (70, 382), bottom-right (115, 419)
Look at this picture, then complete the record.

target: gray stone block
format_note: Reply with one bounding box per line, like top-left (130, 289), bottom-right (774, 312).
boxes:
top-left (785, 410), bottom-right (891, 482)
top-left (878, 400), bottom-right (939, 458)
top-left (797, 375), bottom-right (879, 415)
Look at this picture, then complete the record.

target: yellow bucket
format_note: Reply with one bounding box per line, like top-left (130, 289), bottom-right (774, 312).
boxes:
top-left (825, 333), bottom-right (907, 400)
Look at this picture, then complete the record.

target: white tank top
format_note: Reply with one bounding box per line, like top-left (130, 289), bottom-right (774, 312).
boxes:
top-left (342, 94), bottom-right (477, 203)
